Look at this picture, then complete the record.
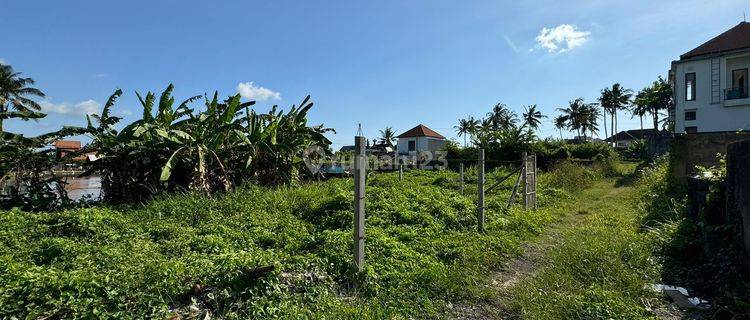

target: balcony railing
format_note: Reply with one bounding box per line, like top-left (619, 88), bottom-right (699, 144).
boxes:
top-left (725, 86), bottom-right (749, 100)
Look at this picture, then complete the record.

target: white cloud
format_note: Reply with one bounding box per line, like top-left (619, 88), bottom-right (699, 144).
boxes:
top-left (535, 24), bottom-right (591, 53)
top-left (237, 82), bottom-right (281, 101)
top-left (40, 99), bottom-right (100, 116)
top-left (0, 58), bottom-right (5, 64)
top-left (503, 35), bottom-right (520, 53)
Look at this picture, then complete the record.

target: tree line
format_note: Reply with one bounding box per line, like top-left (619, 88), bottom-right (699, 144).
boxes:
top-left (452, 78), bottom-right (674, 147)
top-left (0, 63), bottom-right (332, 209)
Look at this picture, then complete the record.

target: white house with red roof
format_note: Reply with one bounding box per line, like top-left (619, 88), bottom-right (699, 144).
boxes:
top-left (670, 21), bottom-right (750, 133)
top-left (396, 124), bottom-right (446, 155)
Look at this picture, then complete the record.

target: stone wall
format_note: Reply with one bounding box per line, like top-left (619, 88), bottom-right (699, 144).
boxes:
top-left (726, 139), bottom-right (750, 257)
top-left (671, 132), bottom-right (750, 178)
top-left (646, 133), bottom-right (672, 159)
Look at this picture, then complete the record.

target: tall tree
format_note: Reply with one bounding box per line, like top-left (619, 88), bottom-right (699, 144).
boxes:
top-left (579, 103), bottom-right (600, 139)
top-left (485, 102), bottom-right (517, 131)
top-left (557, 98), bottom-right (599, 140)
top-left (454, 118), bottom-right (477, 147)
top-left (631, 89), bottom-right (651, 137)
top-left (649, 77), bottom-right (673, 130)
top-left (599, 83), bottom-right (632, 146)
top-left (521, 104), bottom-right (545, 131)
top-left (601, 103), bottom-right (607, 142)
top-left (0, 64), bottom-right (46, 133)
top-left (379, 126), bottom-right (396, 145)
top-left (554, 114), bottom-right (567, 140)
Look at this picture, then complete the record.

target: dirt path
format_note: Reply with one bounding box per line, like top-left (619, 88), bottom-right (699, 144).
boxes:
top-left (452, 179), bottom-right (632, 319)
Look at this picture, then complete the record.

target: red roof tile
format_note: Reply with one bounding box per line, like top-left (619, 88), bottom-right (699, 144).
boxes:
top-left (397, 124), bottom-right (445, 139)
top-left (681, 22), bottom-right (750, 60)
top-left (54, 140), bottom-right (82, 150)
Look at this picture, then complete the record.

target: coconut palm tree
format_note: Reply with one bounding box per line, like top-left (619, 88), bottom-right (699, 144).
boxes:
top-left (0, 64), bottom-right (46, 133)
top-left (454, 118), bottom-right (476, 147)
top-left (557, 98), bottom-right (599, 140)
top-left (554, 115), bottom-right (567, 140)
top-left (557, 99), bottom-right (584, 138)
top-left (521, 104), bottom-right (545, 131)
top-left (631, 89), bottom-right (651, 138)
top-left (649, 77), bottom-right (673, 130)
top-left (485, 102), bottom-right (517, 131)
top-left (599, 83), bottom-right (632, 146)
top-left (379, 126), bottom-right (396, 145)
top-left (579, 103), bottom-right (600, 139)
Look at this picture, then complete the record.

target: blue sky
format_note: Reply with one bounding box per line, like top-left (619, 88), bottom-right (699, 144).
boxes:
top-left (1, 0), bottom-right (747, 149)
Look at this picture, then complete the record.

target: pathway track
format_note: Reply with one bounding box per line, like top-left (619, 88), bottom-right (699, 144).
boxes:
top-left (452, 179), bottom-right (634, 319)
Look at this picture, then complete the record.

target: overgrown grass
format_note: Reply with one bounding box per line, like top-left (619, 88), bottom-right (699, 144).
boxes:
top-left (0, 162), bottom-right (606, 319)
top-left (508, 164), bottom-right (673, 319)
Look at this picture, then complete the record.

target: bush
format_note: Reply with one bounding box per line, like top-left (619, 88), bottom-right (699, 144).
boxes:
top-left (0, 166), bottom-right (596, 318)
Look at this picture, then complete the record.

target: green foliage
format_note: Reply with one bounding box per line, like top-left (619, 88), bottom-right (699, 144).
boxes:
top-left (0, 166), bottom-right (592, 318)
top-left (509, 175), bottom-right (663, 320)
top-left (623, 139), bottom-right (647, 161)
top-left (635, 154), bottom-right (686, 226)
top-left (639, 154), bottom-right (750, 318)
top-left (0, 63), bottom-right (47, 133)
top-left (556, 98), bottom-right (600, 139)
top-left (1, 128), bottom-right (87, 211)
top-left (540, 161), bottom-right (603, 192)
top-left (83, 85), bottom-right (333, 203)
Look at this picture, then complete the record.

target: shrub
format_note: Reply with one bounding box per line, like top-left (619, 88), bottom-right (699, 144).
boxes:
top-left (82, 86), bottom-right (333, 203)
top-left (0, 166), bottom-right (592, 318)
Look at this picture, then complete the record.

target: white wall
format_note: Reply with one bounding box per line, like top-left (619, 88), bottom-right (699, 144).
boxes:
top-left (672, 51), bottom-right (750, 133)
top-left (396, 137), bottom-right (446, 155)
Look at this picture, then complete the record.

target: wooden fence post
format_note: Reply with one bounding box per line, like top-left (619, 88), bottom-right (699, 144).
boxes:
top-left (477, 149), bottom-right (485, 232)
top-left (354, 136), bottom-right (366, 272)
top-left (459, 163), bottom-right (465, 194)
top-left (399, 162), bottom-right (403, 181)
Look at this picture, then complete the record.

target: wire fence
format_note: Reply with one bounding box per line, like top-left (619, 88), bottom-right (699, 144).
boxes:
top-left (347, 136), bottom-right (537, 272)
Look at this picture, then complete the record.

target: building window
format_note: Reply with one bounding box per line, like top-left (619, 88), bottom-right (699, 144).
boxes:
top-left (685, 73), bottom-right (696, 101)
top-left (408, 140), bottom-right (416, 151)
top-left (685, 110), bottom-right (696, 121)
top-left (729, 69), bottom-right (748, 99)
top-left (685, 126), bottom-right (698, 134)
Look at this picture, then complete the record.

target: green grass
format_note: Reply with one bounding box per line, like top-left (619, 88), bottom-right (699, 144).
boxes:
top-left (0, 164), bottom-right (607, 319)
top-left (507, 165), bottom-right (673, 319)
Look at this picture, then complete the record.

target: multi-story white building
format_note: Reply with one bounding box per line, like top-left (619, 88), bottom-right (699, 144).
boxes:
top-left (670, 21), bottom-right (750, 133)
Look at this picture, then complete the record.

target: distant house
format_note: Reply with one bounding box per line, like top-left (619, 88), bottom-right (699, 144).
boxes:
top-left (396, 124), bottom-right (446, 155)
top-left (670, 21), bottom-right (750, 133)
top-left (54, 140), bottom-right (82, 159)
top-left (369, 140), bottom-right (394, 155)
top-left (605, 129), bottom-right (663, 149)
top-left (339, 145), bottom-right (355, 152)
top-left (53, 140), bottom-right (98, 163)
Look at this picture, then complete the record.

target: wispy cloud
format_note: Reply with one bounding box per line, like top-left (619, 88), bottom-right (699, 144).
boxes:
top-left (535, 24), bottom-right (591, 53)
top-left (503, 35), bottom-right (520, 53)
top-left (93, 73), bottom-right (107, 79)
top-left (0, 58), bottom-right (5, 64)
top-left (40, 99), bottom-right (100, 116)
top-left (237, 82), bottom-right (281, 101)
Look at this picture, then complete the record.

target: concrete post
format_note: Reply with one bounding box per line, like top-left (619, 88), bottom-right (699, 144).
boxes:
top-left (477, 149), bottom-right (485, 232)
top-left (354, 136), bottom-right (366, 272)
top-left (459, 163), bottom-right (465, 194)
top-left (523, 152), bottom-right (528, 210)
